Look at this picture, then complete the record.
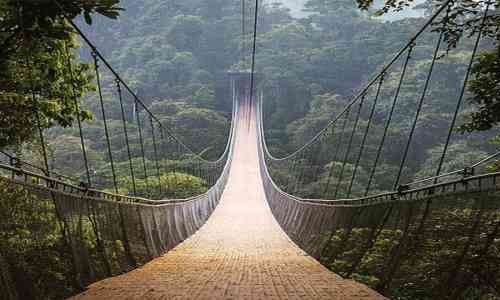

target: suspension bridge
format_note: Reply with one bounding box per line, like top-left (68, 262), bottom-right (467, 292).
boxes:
top-left (1, 0), bottom-right (499, 299)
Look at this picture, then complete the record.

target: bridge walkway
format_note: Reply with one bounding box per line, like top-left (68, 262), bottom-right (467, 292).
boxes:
top-left (72, 106), bottom-right (384, 300)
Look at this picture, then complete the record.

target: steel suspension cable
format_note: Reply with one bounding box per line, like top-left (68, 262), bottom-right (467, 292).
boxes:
top-left (303, 142), bottom-right (322, 187)
top-left (23, 41), bottom-right (84, 287)
top-left (64, 42), bottom-right (91, 186)
top-left (248, 0), bottom-right (259, 110)
top-left (18, 2), bottom-right (51, 177)
top-left (434, 1), bottom-right (492, 180)
top-left (159, 129), bottom-right (171, 194)
top-left (197, 161), bottom-right (203, 184)
top-left (323, 108), bottom-right (350, 197)
top-left (334, 94), bottom-right (366, 198)
top-left (347, 74), bottom-right (385, 197)
top-left (134, 101), bottom-right (150, 194)
top-left (285, 158), bottom-right (299, 192)
top-left (92, 52), bottom-right (119, 193)
top-left (394, 31), bottom-right (444, 189)
top-left (150, 116), bottom-right (162, 195)
top-left (30, 75), bottom-right (51, 177)
top-left (293, 150), bottom-right (309, 195)
top-left (365, 43), bottom-right (415, 195)
top-left (116, 79), bottom-right (137, 195)
top-left (310, 138), bottom-right (325, 187)
top-left (317, 125), bottom-right (337, 186)
top-left (262, 0), bottom-right (453, 163)
top-left (52, 1), bottom-right (225, 164)
top-left (176, 142), bottom-right (182, 178)
top-left (9, 0), bottom-right (238, 207)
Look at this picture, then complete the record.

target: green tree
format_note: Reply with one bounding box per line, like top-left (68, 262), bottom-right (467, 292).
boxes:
top-left (190, 85), bottom-right (216, 108)
top-left (168, 15), bottom-right (205, 52)
top-left (0, 182), bottom-right (76, 299)
top-left (460, 50), bottom-right (500, 132)
top-left (358, 0), bottom-right (500, 137)
top-left (0, 0), bottom-right (122, 148)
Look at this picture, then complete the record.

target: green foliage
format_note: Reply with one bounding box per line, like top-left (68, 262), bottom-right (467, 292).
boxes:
top-left (149, 101), bottom-right (230, 160)
top-left (1, 0), bottom-right (499, 299)
top-left (322, 197), bottom-right (500, 299)
top-left (168, 15), bottom-right (205, 52)
top-left (118, 172), bottom-right (208, 199)
top-left (0, 37), bottom-right (94, 148)
top-left (356, 0), bottom-right (500, 140)
top-left (0, 0), bottom-right (122, 148)
top-left (47, 134), bottom-right (104, 178)
top-left (286, 93), bottom-right (343, 149)
top-left (415, 141), bottom-right (489, 178)
top-left (190, 85), bottom-right (216, 108)
top-left (0, 181), bottom-right (76, 299)
top-left (460, 49), bottom-right (500, 132)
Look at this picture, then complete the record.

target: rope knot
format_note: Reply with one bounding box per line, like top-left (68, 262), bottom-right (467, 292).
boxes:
top-left (397, 184), bottom-right (409, 194)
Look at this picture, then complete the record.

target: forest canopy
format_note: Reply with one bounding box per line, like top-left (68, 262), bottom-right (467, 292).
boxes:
top-left (1, 0), bottom-right (499, 299)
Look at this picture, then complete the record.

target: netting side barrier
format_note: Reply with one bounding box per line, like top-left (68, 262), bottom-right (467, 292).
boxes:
top-left (0, 89), bottom-right (240, 300)
top-left (257, 96), bottom-right (500, 299)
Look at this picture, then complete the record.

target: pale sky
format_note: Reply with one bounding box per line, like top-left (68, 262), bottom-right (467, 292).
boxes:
top-left (272, 0), bottom-right (425, 20)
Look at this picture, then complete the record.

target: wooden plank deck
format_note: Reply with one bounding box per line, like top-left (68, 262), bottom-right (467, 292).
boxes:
top-left (72, 107), bottom-right (384, 300)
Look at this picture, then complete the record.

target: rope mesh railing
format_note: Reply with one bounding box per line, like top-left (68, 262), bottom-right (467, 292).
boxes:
top-left (0, 84), bottom-right (239, 299)
top-left (254, 1), bottom-right (500, 297)
top-left (257, 92), bottom-right (500, 298)
top-left (1, 0), bottom-right (500, 298)
top-left (0, 5), bottom-right (242, 298)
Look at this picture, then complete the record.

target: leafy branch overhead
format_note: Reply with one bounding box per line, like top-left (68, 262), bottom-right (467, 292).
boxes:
top-left (0, 0), bottom-right (122, 148)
